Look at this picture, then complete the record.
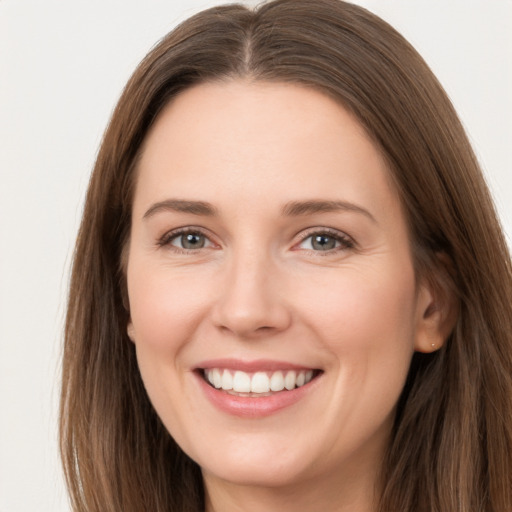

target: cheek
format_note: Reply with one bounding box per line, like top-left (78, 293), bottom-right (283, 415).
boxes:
top-left (296, 266), bottom-right (418, 442)
top-left (127, 265), bottom-right (213, 439)
top-left (297, 264), bottom-right (418, 364)
top-left (127, 264), bottom-right (213, 353)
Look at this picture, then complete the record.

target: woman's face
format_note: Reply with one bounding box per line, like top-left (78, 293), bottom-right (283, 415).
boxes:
top-left (127, 81), bottom-right (438, 493)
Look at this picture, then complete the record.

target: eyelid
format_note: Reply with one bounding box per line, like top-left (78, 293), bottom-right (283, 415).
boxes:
top-left (156, 225), bottom-right (355, 254)
top-left (157, 226), bottom-right (219, 250)
top-left (293, 227), bottom-right (355, 252)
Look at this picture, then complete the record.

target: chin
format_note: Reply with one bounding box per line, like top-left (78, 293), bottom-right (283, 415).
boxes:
top-left (200, 455), bottom-right (309, 489)
top-left (181, 431), bottom-right (315, 488)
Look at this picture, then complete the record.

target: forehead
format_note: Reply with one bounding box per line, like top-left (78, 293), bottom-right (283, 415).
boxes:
top-left (134, 80), bottom-right (400, 220)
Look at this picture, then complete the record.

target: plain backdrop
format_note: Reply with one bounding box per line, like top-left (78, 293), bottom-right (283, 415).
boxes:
top-left (0, 1), bottom-right (511, 511)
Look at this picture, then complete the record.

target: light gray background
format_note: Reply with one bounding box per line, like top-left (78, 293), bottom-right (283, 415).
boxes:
top-left (1, 1), bottom-right (511, 511)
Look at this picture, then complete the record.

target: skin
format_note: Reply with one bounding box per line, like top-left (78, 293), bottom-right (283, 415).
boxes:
top-left (126, 81), bottom-right (445, 512)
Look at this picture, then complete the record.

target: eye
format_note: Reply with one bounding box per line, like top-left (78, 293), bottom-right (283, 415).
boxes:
top-left (297, 230), bottom-right (354, 252)
top-left (174, 232), bottom-right (208, 249)
top-left (158, 229), bottom-right (215, 251)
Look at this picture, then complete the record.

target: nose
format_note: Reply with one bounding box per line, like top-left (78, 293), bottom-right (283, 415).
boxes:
top-left (211, 249), bottom-right (292, 338)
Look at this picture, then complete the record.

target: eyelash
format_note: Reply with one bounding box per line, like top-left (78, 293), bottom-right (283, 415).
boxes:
top-left (157, 227), bottom-right (214, 254)
top-left (157, 227), bottom-right (355, 254)
top-left (295, 228), bottom-right (355, 255)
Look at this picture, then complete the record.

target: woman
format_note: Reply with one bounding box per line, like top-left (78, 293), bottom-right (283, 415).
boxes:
top-left (60, 0), bottom-right (512, 510)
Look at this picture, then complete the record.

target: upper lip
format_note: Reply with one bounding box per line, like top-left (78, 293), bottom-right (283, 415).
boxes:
top-left (195, 358), bottom-right (319, 373)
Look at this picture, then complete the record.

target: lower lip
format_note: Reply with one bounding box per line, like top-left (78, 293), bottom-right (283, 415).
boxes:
top-left (195, 372), bottom-right (320, 418)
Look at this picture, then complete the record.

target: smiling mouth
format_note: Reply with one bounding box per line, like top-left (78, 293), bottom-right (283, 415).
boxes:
top-left (201, 368), bottom-right (322, 396)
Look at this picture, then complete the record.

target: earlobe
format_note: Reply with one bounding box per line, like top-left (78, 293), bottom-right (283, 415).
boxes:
top-left (414, 279), bottom-right (457, 353)
top-left (127, 322), bottom-right (136, 343)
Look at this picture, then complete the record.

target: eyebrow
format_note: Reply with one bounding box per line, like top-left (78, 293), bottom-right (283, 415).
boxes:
top-left (281, 200), bottom-right (376, 222)
top-left (143, 199), bottom-right (218, 219)
top-left (142, 198), bottom-right (375, 223)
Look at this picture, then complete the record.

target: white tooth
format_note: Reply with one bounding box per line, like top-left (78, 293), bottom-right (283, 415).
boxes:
top-left (270, 371), bottom-right (285, 391)
top-left (284, 370), bottom-right (297, 390)
top-left (206, 369), bottom-right (215, 386)
top-left (233, 371), bottom-right (251, 392)
top-left (251, 372), bottom-right (270, 393)
top-left (221, 370), bottom-right (233, 390)
top-left (296, 371), bottom-right (305, 387)
top-left (305, 370), bottom-right (313, 383)
top-left (213, 368), bottom-right (222, 389)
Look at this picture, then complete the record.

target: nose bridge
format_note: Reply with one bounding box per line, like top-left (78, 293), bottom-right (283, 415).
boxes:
top-left (212, 240), bottom-right (291, 336)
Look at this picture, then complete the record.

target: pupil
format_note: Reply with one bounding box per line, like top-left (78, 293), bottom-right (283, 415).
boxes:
top-left (182, 233), bottom-right (205, 249)
top-left (312, 234), bottom-right (335, 251)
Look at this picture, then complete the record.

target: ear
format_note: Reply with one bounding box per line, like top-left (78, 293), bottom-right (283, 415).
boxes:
top-left (127, 321), bottom-right (136, 343)
top-left (414, 274), bottom-right (457, 353)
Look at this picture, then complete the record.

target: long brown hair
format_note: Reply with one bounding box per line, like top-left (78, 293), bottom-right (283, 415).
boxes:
top-left (60, 1), bottom-right (512, 510)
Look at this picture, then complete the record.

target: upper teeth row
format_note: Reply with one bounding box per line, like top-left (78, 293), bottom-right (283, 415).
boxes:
top-left (204, 369), bottom-right (314, 393)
